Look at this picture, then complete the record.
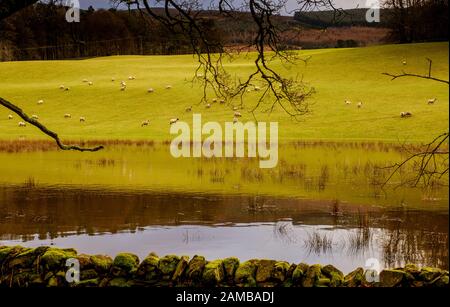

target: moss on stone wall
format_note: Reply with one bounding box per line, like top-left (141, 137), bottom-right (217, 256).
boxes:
top-left (0, 245), bottom-right (448, 288)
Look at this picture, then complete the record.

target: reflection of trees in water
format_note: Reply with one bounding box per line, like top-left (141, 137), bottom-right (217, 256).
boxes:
top-left (381, 225), bottom-right (449, 269)
top-left (303, 230), bottom-right (334, 256)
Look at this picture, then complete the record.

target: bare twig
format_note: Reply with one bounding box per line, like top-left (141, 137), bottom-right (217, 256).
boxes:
top-left (0, 97), bottom-right (104, 152)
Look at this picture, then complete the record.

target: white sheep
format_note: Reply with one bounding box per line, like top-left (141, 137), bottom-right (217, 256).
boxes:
top-left (234, 111), bottom-right (242, 117)
top-left (31, 115), bottom-right (39, 120)
top-left (18, 122), bottom-right (26, 127)
top-left (65, 87), bottom-right (70, 91)
top-left (141, 120), bottom-right (149, 127)
top-left (170, 118), bottom-right (179, 125)
top-left (212, 98), bottom-right (218, 103)
top-left (147, 88), bottom-right (154, 93)
top-left (166, 85), bottom-right (172, 90)
top-left (206, 103), bottom-right (211, 109)
top-left (8, 115), bottom-right (13, 120)
top-left (357, 102), bottom-right (363, 108)
top-left (64, 114), bottom-right (72, 119)
top-left (120, 86), bottom-right (126, 91)
top-left (80, 117), bottom-right (86, 122)
top-left (129, 76), bottom-right (136, 80)
top-left (345, 100), bottom-right (352, 105)
top-left (220, 99), bottom-right (225, 104)
top-left (402, 60), bottom-right (407, 65)
top-left (88, 81), bottom-right (93, 86)
top-left (233, 106), bottom-right (239, 111)
top-left (121, 81), bottom-right (126, 87)
top-left (254, 86), bottom-right (261, 92)
top-left (401, 112), bottom-right (412, 118)
top-left (37, 99), bottom-right (44, 105)
top-left (59, 85), bottom-right (65, 90)
top-left (428, 98), bottom-right (437, 105)
top-left (185, 106), bottom-right (192, 112)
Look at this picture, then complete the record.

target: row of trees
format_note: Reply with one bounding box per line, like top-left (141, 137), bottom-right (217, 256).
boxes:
top-left (383, 0), bottom-right (448, 42)
top-left (0, 3), bottom-right (223, 61)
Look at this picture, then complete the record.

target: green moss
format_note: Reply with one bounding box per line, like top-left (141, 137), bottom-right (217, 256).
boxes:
top-left (223, 257), bottom-right (240, 282)
top-left (158, 255), bottom-right (180, 277)
top-left (136, 253), bottom-right (160, 282)
top-left (302, 264), bottom-right (322, 287)
top-left (322, 265), bottom-right (344, 287)
top-left (292, 263), bottom-right (309, 285)
top-left (112, 253), bottom-right (139, 273)
top-left (256, 260), bottom-right (276, 283)
top-left (0, 246), bottom-right (24, 266)
top-left (186, 255), bottom-right (207, 281)
top-left (172, 255), bottom-right (190, 282)
top-left (419, 267), bottom-right (442, 282)
top-left (41, 248), bottom-right (77, 270)
top-left (203, 260), bottom-right (225, 285)
top-left (76, 278), bottom-right (99, 287)
top-left (90, 255), bottom-right (113, 272)
top-left (273, 261), bottom-right (290, 282)
top-left (344, 267), bottom-right (365, 287)
top-left (235, 260), bottom-right (258, 287)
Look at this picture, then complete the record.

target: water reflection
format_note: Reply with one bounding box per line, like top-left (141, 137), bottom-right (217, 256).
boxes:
top-left (0, 186), bottom-right (447, 273)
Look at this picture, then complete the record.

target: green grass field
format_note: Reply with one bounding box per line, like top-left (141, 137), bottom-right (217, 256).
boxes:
top-left (0, 42), bottom-right (448, 143)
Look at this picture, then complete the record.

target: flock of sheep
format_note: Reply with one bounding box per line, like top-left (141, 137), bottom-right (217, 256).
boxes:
top-left (7, 74), bottom-right (439, 128)
top-left (343, 97), bottom-right (438, 118)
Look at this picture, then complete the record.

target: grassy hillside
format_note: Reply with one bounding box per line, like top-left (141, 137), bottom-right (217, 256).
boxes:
top-left (0, 42), bottom-right (448, 143)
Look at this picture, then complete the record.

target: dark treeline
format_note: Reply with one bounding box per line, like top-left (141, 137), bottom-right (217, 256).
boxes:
top-left (0, 1), bottom-right (448, 61)
top-left (0, 4), bottom-right (225, 61)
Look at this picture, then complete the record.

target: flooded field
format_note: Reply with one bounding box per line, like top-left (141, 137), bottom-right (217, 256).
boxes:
top-left (0, 142), bottom-right (448, 273)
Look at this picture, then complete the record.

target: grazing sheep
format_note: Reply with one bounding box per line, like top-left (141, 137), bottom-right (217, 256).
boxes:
top-left (121, 81), bottom-right (126, 87)
top-left (212, 98), bottom-right (217, 103)
top-left (402, 60), bottom-right (407, 65)
top-left (80, 117), bottom-right (86, 122)
top-left (128, 76), bottom-right (136, 80)
top-left (37, 99), bottom-right (44, 105)
top-left (8, 115), bottom-right (13, 120)
top-left (345, 100), bottom-right (352, 105)
top-left (428, 98), bottom-right (437, 105)
top-left (170, 118), bottom-right (179, 125)
top-left (65, 87), bottom-right (70, 91)
top-left (220, 99), bottom-right (225, 104)
top-left (234, 111), bottom-right (242, 117)
top-left (247, 89), bottom-right (252, 93)
top-left (206, 103), bottom-right (211, 109)
top-left (59, 85), bottom-right (65, 90)
top-left (147, 88), bottom-right (154, 93)
top-left (120, 86), bottom-right (126, 91)
top-left (18, 122), bottom-right (26, 127)
top-left (233, 117), bottom-right (239, 124)
top-left (88, 81), bottom-right (93, 86)
top-left (254, 86), bottom-right (261, 92)
top-left (357, 102), bottom-right (363, 108)
top-left (31, 115), bottom-right (39, 120)
top-left (233, 106), bottom-right (239, 111)
top-left (401, 112), bottom-right (412, 118)
top-left (82, 79), bottom-right (89, 83)
top-left (166, 85), bottom-right (172, 90)
top-left (185, 106), bottom-right (192, 112)
top-left (64, 114), bottom-right (72, 119)
top-left (141, 120), bottom-right (149, 127)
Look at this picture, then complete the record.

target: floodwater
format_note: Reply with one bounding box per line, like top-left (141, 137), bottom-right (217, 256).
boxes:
top-left (0, 143), bottom-right (448, 273)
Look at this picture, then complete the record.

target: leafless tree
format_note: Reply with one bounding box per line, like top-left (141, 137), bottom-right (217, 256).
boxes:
top-left (1, 0), bottom-right (341, 151)
top-left (382, 58), bottom-right (449, 188)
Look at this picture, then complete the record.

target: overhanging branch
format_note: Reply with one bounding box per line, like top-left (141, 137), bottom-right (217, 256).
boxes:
top-left (0, 97), bottom-right (104, 152)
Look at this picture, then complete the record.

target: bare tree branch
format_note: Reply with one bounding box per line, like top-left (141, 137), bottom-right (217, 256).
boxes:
top-left (0, 97), bottom-right (104, 152)
top-left (383, 58), bottom-right (450, 85)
